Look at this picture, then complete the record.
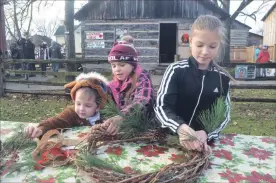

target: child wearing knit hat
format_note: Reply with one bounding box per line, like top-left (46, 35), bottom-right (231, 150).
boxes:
top-left (104, 36), bottom-right (154, 135)
top-left (24, 72), bottom-right (110, 139)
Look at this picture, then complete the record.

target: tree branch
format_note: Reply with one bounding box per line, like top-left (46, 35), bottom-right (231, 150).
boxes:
top-left (43, 0), bottom-right (49, 7)
top-left (239, 11), bottom-right (257, 22)
top-left (231, 0), bottom-right (254, 20)
top-left (233, 0), bottom-right (272, 22)
top-left (12, 0), bottom-right (21, 39)
top-left (37, 0), bottom-right (42, 12)
top-left (4, 13), bottom-right (17, 40)
top-left (26, 2), bottom-right (33, 37)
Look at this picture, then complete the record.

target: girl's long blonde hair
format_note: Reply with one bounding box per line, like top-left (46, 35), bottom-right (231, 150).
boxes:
top-left (191, 15), bottom-right (235, 93)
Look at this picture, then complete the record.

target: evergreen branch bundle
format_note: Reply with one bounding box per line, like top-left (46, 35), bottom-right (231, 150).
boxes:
top-left (0, 126), bottom-right (37, 175)
top-left (197, 97), bottom-right (227, 133)
top-left (101, 99), bottom-right (122, 119)
top-left (119, 104), bottom-right (153, 139)
top-left (7, 153), bottom-right (37, 174)
top-left (101, 100), bottom-right (154, 139)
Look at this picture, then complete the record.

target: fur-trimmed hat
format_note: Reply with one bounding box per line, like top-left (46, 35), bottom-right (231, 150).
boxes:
top-left (64, 72), bottom-right (109, 109)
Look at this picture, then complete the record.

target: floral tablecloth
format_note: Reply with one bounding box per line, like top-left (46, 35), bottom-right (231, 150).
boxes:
top-left (1, 121), bottom-right (276, 183)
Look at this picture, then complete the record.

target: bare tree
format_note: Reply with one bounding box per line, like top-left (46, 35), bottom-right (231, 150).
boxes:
top-left (211, 0), bottom-right (272, 64)
top-left (4, 0), bottom-right (56, 41)
top-left (4, 0), bottom-right (34, 40)
top-left (34, 17), bottom-right (60, 38)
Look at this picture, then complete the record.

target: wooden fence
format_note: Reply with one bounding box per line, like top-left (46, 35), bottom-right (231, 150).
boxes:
top-left (230, 47), bottom-right (247, 63)
top-left (1, 59), bottom-right (276, 103)
top-left (268, 44), bottom-right (276, 62)
top-left (0, 59), bottom-right (110, 96)
top-left (233, 45), bottom-right (276, 63)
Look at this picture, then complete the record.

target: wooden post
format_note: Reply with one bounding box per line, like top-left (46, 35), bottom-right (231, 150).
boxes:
top-left (272, 44), bottom-right (276, 62)
top-left (0, 0), bottom-right (6, 97)
top-left (0, 56), bottom-right (4, 97)
top-left (64, 0), bottom-right (77, 82)
top-left (174, 54), bottom-right (180, 62)
top-left (252, 46), bottom-right (255, 63)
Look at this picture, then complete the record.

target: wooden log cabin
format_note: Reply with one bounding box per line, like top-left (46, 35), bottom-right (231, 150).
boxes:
top-left (262, 3), bottom-right (276, 46)
top-left (262, 3), bottom-right (276, 61)
top-left (74, 0), bottom-right (251, 68)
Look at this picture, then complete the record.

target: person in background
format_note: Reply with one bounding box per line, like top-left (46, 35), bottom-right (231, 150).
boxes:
top-left (49, 41), bottom-right (62, 77)
top-left (255, 44), bottom-right (262, 60)
top-left (25, 39), bottom-right (36, 75)
top-left (256, 45), bottom-right (270, 77)
top-left (255, 44), bottom-right (262, 77)
top-left (39, 42), bottom-right (49, 77)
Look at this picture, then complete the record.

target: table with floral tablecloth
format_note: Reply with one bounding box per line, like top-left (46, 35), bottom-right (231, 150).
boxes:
top-left (1, 121), bottom-right (275, 183)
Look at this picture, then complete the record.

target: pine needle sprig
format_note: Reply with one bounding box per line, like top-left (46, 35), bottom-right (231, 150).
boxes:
top-left (119, 104), bottom-right (152, 139)
top-left (0, 128), bottom-right (37, 175)
top-left (101, 99), bottom-right (122, 119)
top-left (197, 97), bottom-right (227, 133)
top-left (8, 153), bottom-right (37, 174)
top-left (165, 135), bottom-right (181, 147)
top-left (76, 150), bottom-right (124, 174)
top-left (0, 125), bottom-right (37, 159)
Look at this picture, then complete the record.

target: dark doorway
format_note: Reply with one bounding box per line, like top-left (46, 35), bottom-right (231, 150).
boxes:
top-left (159, 23), bottom-right (177, 63)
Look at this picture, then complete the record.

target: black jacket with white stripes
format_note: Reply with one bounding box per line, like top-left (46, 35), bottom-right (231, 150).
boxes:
top-left (154, 57), bottom-right (231, 141)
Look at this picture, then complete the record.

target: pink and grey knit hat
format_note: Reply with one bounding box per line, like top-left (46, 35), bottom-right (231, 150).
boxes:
top-left (108, 42), bottom-right (138, 67)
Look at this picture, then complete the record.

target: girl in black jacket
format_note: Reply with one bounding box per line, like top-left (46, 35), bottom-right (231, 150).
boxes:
top-left (155, 15), bottom-right (234, 152)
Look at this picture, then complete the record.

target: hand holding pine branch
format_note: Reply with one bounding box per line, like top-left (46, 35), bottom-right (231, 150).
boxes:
top-left (101, 100), bottom-right (153, 139)
top-left (177, 124), bottom-right (204, 151)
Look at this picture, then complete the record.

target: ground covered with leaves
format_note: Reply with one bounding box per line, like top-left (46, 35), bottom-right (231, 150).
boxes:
top-left (0, 89), bottom-right (275, 136)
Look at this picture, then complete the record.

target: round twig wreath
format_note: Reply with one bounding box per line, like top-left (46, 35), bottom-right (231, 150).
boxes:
top-left (75, 127), bottom-right (211, 183)
top-left (181, 33), bottom-right (190, 44)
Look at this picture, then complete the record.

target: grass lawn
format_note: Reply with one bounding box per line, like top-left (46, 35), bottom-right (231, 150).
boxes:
top-left (0, 89), bottom-right (275, 136)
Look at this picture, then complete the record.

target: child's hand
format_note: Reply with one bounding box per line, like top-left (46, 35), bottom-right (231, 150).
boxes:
top-left (177, 124), bottom-right (202, 151)
top-left (104, 115), bottom-right (123, 135)
top-left (195, 130), bottom-right (210, 153)
top-left (195, 130), bottom-right (208, 143)
top-left (24, 125), bottom-right (43, 139)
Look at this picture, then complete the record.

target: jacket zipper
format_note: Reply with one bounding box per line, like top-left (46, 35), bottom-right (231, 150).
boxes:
top-left (188, 75), bottom-right (205, 126)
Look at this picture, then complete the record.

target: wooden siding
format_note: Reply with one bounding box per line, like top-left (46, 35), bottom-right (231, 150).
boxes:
top-left (247, 33), bottom-right (263, 46)
top-left (263, 8), bottom-right (276, 45)
top-left (231, 21), bottom-right (251, 30)
top-left (82, 22), bottom-right (159, 63)
top-left (230, 30), bottom-right (249, 46)
top-left (82, 21), bottom-right (250, 63)
top-left (83, 0), bottom-right (222, 20)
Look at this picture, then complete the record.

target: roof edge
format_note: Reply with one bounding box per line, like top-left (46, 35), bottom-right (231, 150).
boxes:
top-left (261, 3), bottom-right (276, 21)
